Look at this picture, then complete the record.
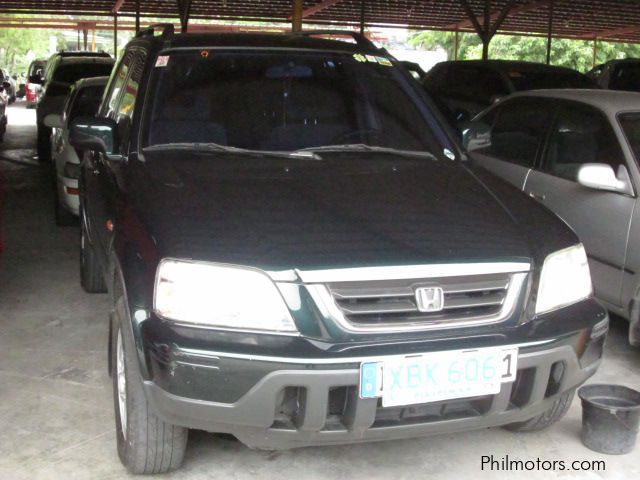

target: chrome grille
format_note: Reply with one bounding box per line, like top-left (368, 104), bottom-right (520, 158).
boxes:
top-left (319, 272), bottom-right (527, 332)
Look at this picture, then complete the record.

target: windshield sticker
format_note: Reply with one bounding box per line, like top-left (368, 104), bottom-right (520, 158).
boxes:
top-left (376, 56), bottom-right (393, 67)
top-left (155, 55), bottom-right (170, 67)
top-left (365, 55), bottom-right (378, 63)
top-left (353, 53), bottom-right (367, 63)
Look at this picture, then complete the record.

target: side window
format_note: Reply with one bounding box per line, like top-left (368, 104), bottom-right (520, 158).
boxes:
top-left (479, 98), bottom-right (553, 167)
top-left (543, 103), bottom-right (625, 181)
top-left (115, 51), bottom-right (146, 150)
top-left (102, 50), bottom-right (134, 118)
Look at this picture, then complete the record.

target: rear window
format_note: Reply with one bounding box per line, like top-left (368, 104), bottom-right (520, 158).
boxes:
top-left (53, 62), bottom-right (113, 84)
top-left (29, 62), bottom-right (46, 78)
top-left (508, 69), bottom-right (596, 90)
top-left (68, 85), bottom-right (105, 123)
top-left (610, 64), bottom-right (640, 91)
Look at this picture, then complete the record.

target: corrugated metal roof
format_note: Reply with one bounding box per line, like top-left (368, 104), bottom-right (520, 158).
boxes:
top-left (1, 1), bottom-right (640, 43)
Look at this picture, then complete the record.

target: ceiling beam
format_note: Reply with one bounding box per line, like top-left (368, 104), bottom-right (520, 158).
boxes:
top-left (577, 24), bottom-right (640, 40)
top-left (287, 0), bottom-right (343, 20)
top-left (112, 0), bottom-right (126, 14)
top-left (447, 0), bottom-right (551, 31)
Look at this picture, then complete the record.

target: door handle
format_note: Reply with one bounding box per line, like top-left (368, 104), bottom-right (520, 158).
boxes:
top-left (529, 191), bottom-right (545, 201)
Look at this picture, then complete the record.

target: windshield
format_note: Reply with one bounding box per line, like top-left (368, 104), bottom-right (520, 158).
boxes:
top-left (507, 69), bottom-right (596, 90)
top-left (144, 50), bottom-right (442, 154)
top-left (619, 112), bottom-right (640, 162)
top-left (53, 63), bottom-right (113, 84)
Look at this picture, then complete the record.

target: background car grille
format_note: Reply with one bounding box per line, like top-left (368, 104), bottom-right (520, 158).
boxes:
top-left (324, 272), bottom-right (523, 330)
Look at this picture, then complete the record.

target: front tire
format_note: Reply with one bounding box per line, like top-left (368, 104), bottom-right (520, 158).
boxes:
top-left (111, 299), bottom-right (188, 474)
top-left (80, 212), bottom-right (106, 292)
top-left (504, 389), bottom-right (575, 432)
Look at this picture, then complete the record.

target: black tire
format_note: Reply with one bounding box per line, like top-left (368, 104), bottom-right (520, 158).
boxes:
top-left (37, 123), bottom-right (51, 163)
top-left (504, 389), bottom-right (575, 432)
top-left (111, 298), bottom-right (188, 474)
top-left (54, 185), bottom-right (78, 226)
top-left (80, 213), bottom-right (107, 293)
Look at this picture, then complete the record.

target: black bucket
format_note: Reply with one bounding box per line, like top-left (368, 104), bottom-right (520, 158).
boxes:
top-left (578, 384), bottom-right (640, 455)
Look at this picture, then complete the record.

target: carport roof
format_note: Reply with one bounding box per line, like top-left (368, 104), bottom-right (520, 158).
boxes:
top-left (2, 1), bottom-right (640, 43)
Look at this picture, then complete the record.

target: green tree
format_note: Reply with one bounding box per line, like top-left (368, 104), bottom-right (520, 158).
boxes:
top-left (409, 30), bottom-right (640, 73)
top-left (0, 28), bottom-right (52, 73)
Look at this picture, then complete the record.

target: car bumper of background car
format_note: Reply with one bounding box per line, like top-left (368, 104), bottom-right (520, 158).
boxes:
top-left (60, 176), bottom-right (79, 215)
top-left (142, 314), bottom-right (608, 450)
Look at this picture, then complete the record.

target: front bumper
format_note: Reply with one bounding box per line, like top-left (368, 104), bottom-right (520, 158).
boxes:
top-left (143, 320), bottom-right (607, 450)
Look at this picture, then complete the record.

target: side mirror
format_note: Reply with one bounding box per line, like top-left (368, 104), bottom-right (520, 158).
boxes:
top-left (44, 113), bottom-right (64, 129)
top-left (69, 116), bottom-right (119, 156)
top-left (577, 163), bottom-right (633, 195)
top-left (461, 122), bottom-right (492, 152)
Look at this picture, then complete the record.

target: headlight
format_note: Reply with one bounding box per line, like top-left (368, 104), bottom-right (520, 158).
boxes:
top-left (154, 259), bottom-right (297, 333)
top-left (535, 244), bottom-right (592, 315)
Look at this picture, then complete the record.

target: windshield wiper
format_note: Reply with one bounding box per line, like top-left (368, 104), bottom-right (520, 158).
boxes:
top-left (143, 142), bottom-right (321, 160)
top-left (296, 144), bottom-right (438, 160)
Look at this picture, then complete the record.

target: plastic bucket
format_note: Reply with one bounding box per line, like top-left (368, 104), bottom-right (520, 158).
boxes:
top-left (578, 384), bottom-right (640, 455)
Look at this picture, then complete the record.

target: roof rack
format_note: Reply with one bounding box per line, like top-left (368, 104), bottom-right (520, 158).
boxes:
top-left (136, 23), bottom-right (175, 39)
top-left (295, 30), bottom-right (379, 50)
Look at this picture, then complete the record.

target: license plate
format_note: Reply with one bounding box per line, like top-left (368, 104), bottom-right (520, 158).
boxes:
top-left (360, 347), bottom-right (518, 407)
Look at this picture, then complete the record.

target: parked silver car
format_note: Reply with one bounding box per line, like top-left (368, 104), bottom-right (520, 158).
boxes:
top-left (464, 89), bottom-right (640, 346)
top-left (44, 76), bottom-right (108, 225)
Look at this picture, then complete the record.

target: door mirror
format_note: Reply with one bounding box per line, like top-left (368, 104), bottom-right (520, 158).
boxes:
top-left (577, 163), bottom-right (633, 195)
top-left (69, 117), bottom-right (119, 156)
top-left (461, 122), bottom-right (492, 152)
top-left (44, 113), bottom-right (64, 129)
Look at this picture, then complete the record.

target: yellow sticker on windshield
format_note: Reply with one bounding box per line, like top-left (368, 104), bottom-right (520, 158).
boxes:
top-left (353, 53), bottom-right (367, 63)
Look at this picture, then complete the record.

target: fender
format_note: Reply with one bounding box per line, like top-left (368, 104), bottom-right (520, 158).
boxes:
top-left (108, 250), bottom-right (154, 379)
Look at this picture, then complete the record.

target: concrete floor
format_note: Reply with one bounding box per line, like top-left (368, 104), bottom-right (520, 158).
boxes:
top-left (0, 100), bottom-right (639, 480)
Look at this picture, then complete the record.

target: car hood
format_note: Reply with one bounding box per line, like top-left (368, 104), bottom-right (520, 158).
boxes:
top-left (122, 151), bottom-right (577, 273)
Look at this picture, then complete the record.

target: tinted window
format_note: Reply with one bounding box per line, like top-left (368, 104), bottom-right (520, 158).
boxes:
top-left (507, 69), bottom-right (596, 90)
top-left (610, 63), bottom-right (640, 91)
top-left (479, 98), bottom-right (553, 167)
top-left (145, 50), bottom-right (440, 153)
top-left (53, 62), bottom-right (113, 84)
top-left (544, 103), bottom-right (625, 180)
top-left (618, 112), bottom-right (640, 164)
top-left (103, 52), bottom-right (133, 118)
top-left (445, 65), bottom-right (509, 102)
top-left (68, 85), bottom-right (105, 123)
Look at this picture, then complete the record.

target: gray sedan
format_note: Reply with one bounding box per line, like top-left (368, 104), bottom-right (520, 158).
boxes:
top-left (465, 89), bottom-right (640, 346)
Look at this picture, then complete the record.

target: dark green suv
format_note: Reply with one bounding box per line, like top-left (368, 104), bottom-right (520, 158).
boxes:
top-left (70, 25), bottom-right (608, 474)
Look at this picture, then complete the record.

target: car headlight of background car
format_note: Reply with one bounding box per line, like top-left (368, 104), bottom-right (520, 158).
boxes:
top-left (535, 244), bottom-right (592, 315)
top-left (154, 259), bottom-right (298, 333)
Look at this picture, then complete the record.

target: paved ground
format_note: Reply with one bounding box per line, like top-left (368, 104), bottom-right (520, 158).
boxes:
top-left (0, 100), bottom-right (639, 479)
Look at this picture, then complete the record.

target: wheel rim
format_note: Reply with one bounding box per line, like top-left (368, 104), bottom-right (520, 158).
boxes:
top-left (116, 329), bottom-right (127, 440)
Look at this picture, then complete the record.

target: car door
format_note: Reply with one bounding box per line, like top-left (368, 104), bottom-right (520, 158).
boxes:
top-left (471, 96), bottom-right (556, 190)
top-left (523, 100), bottom-right (635, 307)
top-left (83, 50), bottom-right (134, 258)
top-left (93, 50), bottom-right (146, 256)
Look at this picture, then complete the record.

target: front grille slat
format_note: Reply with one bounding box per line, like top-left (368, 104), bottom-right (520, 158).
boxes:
top-left (443, 292), bottom-right (506, 310)
top-left (339, 299), bottom-right (417, 315)
top-left (325, 271), bottom-right (525, 331)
